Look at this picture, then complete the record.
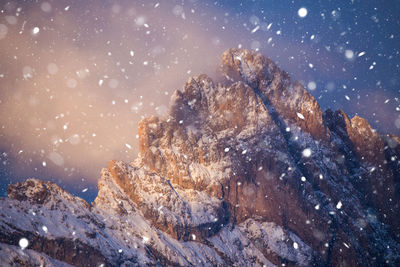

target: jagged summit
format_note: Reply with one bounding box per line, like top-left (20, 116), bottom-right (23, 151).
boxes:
top-left (1, 49), bottom-right (399, 266)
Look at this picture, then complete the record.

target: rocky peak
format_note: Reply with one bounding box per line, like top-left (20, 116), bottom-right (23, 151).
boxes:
top-left (349, 116), bottom-right (384, 161)
top-left (220, 48), bottom-right (275, 88)
top-left (8, 178), bottom-right (89, 209)
top-left (127, 49), bottom-right (400, 264)
top-left (323, 109), bottom-right (400, 235)
top-left (136, 49), bottom-right (333, 201)
top-left (323, 109), bottom-right (386, 165)
top-left (1, 49), bottom-right (400, 266)
top-left (219, 49), bottom-right (327, 142)
top-left (8, 179), bottom-right (52, 204)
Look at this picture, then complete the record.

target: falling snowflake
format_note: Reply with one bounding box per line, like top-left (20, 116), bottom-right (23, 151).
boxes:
top-left (32, 27), bottom-right (40, 35)
top-left (298, 7), bottom-right (308, 18)
top-left (302, 148), bottom-right (312, 157)
top-left (297, 112), bottom-right (305, 120)
top-left (345, 50), bottom-right (354, 60)
top-left (19, 238), bottom-right (29, 249)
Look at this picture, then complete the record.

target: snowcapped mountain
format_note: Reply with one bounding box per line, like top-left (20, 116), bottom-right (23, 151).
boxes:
top-left (1, 49), bottom-right (399, 266)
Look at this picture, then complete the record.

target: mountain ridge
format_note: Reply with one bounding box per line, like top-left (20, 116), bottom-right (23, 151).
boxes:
top-left (1, 48), bottom-right (399, 266)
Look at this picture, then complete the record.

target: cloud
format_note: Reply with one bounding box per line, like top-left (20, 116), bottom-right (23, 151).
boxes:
top-left (0, 1), bottom-right (228, 186)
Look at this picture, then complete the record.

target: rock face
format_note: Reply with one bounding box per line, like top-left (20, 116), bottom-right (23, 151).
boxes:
top-left (1, 49), bottom-right (399, 266)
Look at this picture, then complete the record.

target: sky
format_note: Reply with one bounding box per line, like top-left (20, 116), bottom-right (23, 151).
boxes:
top-left (0, 0), bottom-right (399, 202)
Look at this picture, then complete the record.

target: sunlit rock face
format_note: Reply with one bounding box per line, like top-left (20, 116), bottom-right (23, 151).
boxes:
top-left (1, 49), bottom-right (400, 266)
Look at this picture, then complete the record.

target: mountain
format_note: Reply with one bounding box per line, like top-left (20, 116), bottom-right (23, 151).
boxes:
top-left (1, 49), bottom-right (399, 266)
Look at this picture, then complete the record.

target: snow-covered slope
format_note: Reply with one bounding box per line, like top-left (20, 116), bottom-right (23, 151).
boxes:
top-left (1, 49), bottom-right (399, 266)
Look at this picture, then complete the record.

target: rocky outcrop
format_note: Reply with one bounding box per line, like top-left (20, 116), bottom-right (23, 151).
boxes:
top-left (0, 243), bottom-right (73, 267)
top-left (1, 49), bottom-right (399, 266)
top-left (323, 109), bottom-right (400, 236)
top-left (104, 160), bottom-right (229, 241)
top-left (220, 49), bottom-right (328, 142)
